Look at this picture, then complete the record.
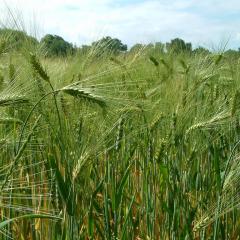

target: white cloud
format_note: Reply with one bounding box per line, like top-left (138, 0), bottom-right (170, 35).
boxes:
top-left (0, 0), bottom-right (240, 49)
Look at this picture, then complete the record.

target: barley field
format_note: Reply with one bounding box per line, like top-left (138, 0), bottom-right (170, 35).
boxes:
top-left (1, 27), bottom-right (240, 240)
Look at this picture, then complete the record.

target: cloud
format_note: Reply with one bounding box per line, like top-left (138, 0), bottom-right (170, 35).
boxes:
top-left (0, 0), bottom-right (240, 49)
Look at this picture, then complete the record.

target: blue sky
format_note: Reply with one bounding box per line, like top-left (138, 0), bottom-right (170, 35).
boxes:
top-left (0, 0), bottom-right (240, 49)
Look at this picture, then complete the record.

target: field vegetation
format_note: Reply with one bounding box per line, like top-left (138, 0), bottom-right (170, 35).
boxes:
top-left (1, 25), bottom-right (240, 239)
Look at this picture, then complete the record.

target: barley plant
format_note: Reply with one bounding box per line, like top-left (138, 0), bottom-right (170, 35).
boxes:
top-left (1, 23), bottom-right (240, 240)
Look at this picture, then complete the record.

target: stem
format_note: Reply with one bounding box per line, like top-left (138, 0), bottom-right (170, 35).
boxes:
top-left (1, 115), bottom-right (41, 191)
top-left (213, 138), bottom-right (240, 239)
top-left (48, 82), bottom-right (63, 133)
top-left (17, 90), bottom-right (59, 153)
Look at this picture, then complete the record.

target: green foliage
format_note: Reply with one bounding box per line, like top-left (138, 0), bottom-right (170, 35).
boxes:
top-left (129, 43), bottom-right (144, 52)
top-left (40, 34), bottom-right (75, 57)
top-left (224, 49), bottom-right (240, 58)
top-left (166, 37), bottom-right (192, 54)
top-left (92, 36), bottom-right (127, 55)
top-left (193, 46), bottom-right (211, 55)
top-left (0, 28), bottom-right (38, 51)
top-left (154, 42), bottom-right (165, 54)
top-left (2, 28), bottom-right (240, 240)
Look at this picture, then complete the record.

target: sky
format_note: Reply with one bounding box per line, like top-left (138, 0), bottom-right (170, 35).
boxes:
top-left (0, 0), bottom-right (240, 50)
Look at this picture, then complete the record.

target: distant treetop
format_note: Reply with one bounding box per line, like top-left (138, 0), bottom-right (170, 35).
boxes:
top-left (40, 34), bottom-right (74, 57)
top-left (166, 38), bottom-right (192, 54)
top-left (0, 28), bottom-right (38, 51)
top-left (91, 36), bottom-right (127, 55)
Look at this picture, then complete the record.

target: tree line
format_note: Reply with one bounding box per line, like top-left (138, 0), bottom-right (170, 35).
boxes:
top-left (0, 28), bottom-right (239, 57)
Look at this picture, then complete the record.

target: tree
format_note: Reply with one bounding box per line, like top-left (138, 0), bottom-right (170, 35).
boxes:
top-left (166, 38), bottom-right (192, 54)
top-left (92, 36), bottom-right (127, 55)
top-left (224, 49), bottom-right (239, 58)
top-left (129, 43), bottom-right (145, 53)
top-left (40, 34), bottom-right (74, 57)
top-left (0, 28), bottom-right (38, 51)
top-left (154, 42), bottom-right (165, 54)
top-left (79, 45), bottom-right (91, 55)
top-left (193, 46), bottom-right (211, 55)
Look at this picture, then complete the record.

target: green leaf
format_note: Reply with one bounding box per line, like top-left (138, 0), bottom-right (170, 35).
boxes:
top-left (159, 164), bottom-right (169, 182)
top-left (120, 193), bottom-right (136, 240)
top-left (116, 162), bottom-right (133, 209)
top-left (49, 155), bottom-right (74, 216)
top-left (0, 214), bottom-right (61, 229)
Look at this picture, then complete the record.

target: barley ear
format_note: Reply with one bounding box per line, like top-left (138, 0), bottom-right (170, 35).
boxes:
top-left (29, 53), bottom-right (50, 82)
